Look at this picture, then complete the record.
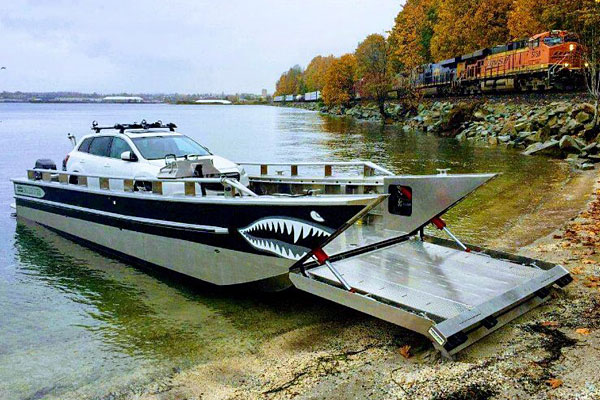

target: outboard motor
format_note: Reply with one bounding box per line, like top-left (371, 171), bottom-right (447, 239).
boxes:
top-left (33, 159), bottom-right (57, 179)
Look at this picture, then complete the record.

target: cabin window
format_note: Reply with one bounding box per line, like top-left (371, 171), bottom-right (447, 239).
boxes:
top-left (544, 37), bottom-right (563, 46)
top-left (109, 137), bottom-right (133, 159)
top-left (88, 136), bottom-right (113, 157)
top-left (78, 138), bottom-right (93, 153)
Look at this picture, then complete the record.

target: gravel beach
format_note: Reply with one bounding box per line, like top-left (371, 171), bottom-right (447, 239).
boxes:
top-left (104, 168), bottom-right (600, 400)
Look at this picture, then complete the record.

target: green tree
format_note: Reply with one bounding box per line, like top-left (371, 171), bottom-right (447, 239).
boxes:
top-left (355, 34), bottom-right (394, 118)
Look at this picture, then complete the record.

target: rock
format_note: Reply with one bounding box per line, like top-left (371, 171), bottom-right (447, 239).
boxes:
top-left (578, 162), bottom-right (595, 170)
top-left (576, 112), bottom-right (592, 124)
top-left (582, 142), bottom-right (598, 153)
top-left (455, 131), bottom-right (466, 141)
top-left (498, 135), bottom-right (511, 143)
top-left (514, 122), bottom-right (530, 132)
top-left (488, 136), bottom-right (498, 145)
top-left (523, 139), bottom-right (559, 156)
top-left (559, 135), bottom-right (581, 152)
top-left (586, 154), bottom-right (600, 163)
top-left (560, 118), bottom-right (583, 135)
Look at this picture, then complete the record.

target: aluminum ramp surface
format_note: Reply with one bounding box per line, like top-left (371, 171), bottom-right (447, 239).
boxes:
top-left (290, 238), bottom-right (571, 357)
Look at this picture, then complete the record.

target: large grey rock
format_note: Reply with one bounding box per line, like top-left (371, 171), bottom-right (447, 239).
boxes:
top-left (498, 135), bottom-right (511, 143)
top-left (559, 135), bottom-right (581, 152)
top-left (522, 139), bottom-right (559, 156)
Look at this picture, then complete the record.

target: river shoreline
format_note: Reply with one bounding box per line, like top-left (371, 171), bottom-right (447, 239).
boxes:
top-left (104, 170), bottom-right (600, 400)
top-left (278, 94), bottom-right (600, 169)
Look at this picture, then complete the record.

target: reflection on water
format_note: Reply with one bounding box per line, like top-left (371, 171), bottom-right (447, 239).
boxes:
top-left (0, 103), bottom-right (576, 399)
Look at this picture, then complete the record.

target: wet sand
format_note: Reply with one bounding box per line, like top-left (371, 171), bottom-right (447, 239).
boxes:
top-left (106, 168), bottom-right (600, 400)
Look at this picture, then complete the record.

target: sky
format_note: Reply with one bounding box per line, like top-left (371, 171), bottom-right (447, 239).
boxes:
top-left (0, 1), bottom-right (401, 94)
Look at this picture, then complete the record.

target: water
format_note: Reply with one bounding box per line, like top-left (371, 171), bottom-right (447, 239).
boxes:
top-left (0, 103), bottom-right (575, 399)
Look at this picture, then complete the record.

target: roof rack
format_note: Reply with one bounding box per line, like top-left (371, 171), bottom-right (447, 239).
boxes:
top-left (91, 119), bottom-right (177, 133)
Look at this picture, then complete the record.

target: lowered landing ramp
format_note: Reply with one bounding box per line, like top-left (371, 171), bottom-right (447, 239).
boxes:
top-left (290, 236), bottom-right (571, 357)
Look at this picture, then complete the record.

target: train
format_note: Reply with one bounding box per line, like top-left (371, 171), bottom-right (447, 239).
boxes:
top-left (273, 30), bottom-right (586, 102)
top-left (413, 30), bottom-right (585, 95)
top-left (273, 91), bottom-right (321, 103)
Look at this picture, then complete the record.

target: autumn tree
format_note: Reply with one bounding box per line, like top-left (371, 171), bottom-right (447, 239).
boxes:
top-left (508, 0), bottom-right (548, 39)
top-left (430, 0), bottom-right (512, 61)
top-left (274, 65), bottom-right (305, 96)
top-left (508, 0), bottom-right (585, 39)
top-left (573, 0), bottom-right (600, 128)
top-left (355, 34), bottom-right (394, 118)
top-left (389, 0), bottom-right (439, 71)
top-left (322, 54), bottom-right (357, 108)
top-left (303, 55), bottom-right (335, 92)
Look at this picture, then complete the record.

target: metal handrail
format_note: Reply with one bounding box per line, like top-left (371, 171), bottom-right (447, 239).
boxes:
top-left (24, 168), bottom-right (259, 197)
top-left (238, 161), bottom-right (394, 177)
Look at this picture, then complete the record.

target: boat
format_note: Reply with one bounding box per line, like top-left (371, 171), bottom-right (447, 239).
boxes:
top-left (12, 121), bottom-right (572, 357)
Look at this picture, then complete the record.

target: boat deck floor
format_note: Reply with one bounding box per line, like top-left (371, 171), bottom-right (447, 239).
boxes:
top-left (310, 238), bottom-right (542, 321)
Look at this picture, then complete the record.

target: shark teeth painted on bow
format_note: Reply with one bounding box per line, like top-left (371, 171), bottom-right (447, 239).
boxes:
top-left (239, 217), bottom-right (332, 260)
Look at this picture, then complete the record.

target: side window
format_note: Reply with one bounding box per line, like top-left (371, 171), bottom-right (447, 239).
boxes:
top-left (78, 138), bottom-right (93, 153)
top-left (109, 137), bottom-right (133, 159)
top-left (88, 136), bottom-right (113, 157)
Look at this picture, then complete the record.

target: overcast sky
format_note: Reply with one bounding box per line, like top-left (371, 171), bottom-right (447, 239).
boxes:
top-left (0, 1), bottom-right (401, 94)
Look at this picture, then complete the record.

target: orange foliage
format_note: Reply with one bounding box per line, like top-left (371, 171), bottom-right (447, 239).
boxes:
top-left (322, 54), bottom-right (357, 107)
top-left (508, 0), bottom-right (547, 39)
top-left (430, 0), bottom-right (512, 61)
top-left (389, 0), bottom-right (439, 70)
top-left (304, 55), bottom-right (335, 92)
top-left (274, 65), bottom-right (304, 96)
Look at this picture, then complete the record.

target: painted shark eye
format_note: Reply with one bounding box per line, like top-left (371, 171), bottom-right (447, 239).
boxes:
top-left (310, 211), bottom-right (324, 223)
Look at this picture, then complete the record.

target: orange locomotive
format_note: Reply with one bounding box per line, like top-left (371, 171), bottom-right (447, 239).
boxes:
top-left (413, 30), bottom-right (585, 95)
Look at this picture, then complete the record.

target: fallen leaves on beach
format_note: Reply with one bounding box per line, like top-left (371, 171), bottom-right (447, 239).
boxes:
top-left (541, 321), bottom-right (559, 327)
top-left (575, 328), bottom-right (591, 335)
top-left (571, 266), bottom-right (585, 275)
top-left (399, 345), bottom-right (411, 359)
top-left (547, 378), bottom-right (563, 389)
top-left (584, 276), bottom-right (600, 288)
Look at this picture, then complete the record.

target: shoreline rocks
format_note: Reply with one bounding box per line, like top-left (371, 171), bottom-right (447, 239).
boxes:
top-left (275, 97), bottom-right (599, 168)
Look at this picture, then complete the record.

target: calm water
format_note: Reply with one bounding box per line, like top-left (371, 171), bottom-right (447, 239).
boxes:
top-left (0, 103), bottom-right (573, 399)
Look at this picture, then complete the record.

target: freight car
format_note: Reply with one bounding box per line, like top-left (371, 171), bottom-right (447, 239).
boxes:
top-left (413, 30), bottom-right (585, 95)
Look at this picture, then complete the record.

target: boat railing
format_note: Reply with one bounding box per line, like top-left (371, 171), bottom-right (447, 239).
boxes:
top-left (24, 169), bottom-right (258, 197)
top-left (238, 161), bottom-right (394, 179)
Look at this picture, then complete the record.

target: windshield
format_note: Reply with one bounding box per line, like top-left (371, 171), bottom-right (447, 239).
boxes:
top-left (132, 135), bottom-right (211, 160)
top-left (544, 37), bottom-right (563, 46)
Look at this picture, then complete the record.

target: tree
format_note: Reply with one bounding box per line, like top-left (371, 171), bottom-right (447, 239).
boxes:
top-left (389, 0), bottom-right (439, 71)
top-left (573, 0), bottom-right (600, 128)
top-left (508, 0), bottom-right (585, 39)
top-left (430, 0), bottom-right (512, 61)
top-left (508, 0), bottom-right (548, 39)
top-left (355, 34), bottom-right (394, 118)
top-left (322, 54), bottom-right (357, 108)
top-left (274, 65), bottom-right (305, 96)
top-left (303, 55), bottom-right (335, 92)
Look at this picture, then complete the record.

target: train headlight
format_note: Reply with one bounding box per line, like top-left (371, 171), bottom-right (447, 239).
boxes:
top-left (564, 63), bottom-right (570, 67)
top-left (585, 62), bottom-right (590, 68)
top-left (569, 44), bottom-right (575, 52)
